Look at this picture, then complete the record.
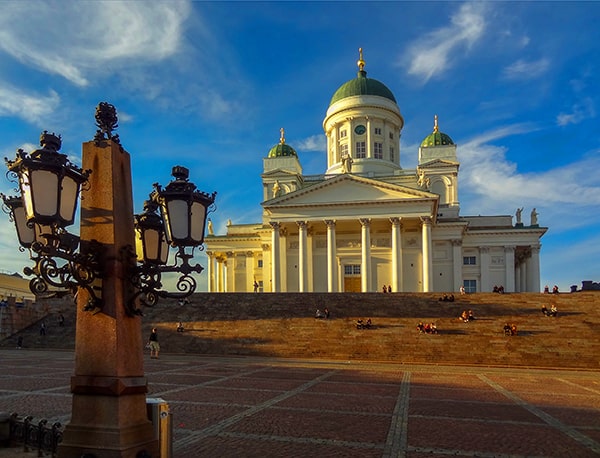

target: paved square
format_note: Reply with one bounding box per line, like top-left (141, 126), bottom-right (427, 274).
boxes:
top-left (1, 350), bottom-right (599, 457)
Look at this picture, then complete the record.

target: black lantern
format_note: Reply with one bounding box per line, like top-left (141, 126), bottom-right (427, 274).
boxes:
top-left (5, 131), bottom-right (90, 229)
top-left (153, 166), bottom-right (216, 247)
top-left (1, 194), bottom-right (35, 249)
top-left (135, 198), bottom-right (169, 265)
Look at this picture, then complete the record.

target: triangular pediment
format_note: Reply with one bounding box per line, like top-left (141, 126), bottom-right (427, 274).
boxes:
top-left (263, 174), bottom-right (436, 208)
top-left (419, 158), bottom-right (459, 168)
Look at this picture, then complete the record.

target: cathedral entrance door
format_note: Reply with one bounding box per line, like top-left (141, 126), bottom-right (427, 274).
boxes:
top-left (344, 277), bottom-right (361, 292)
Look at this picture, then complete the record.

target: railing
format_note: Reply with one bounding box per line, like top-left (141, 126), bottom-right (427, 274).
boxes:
top-left (8, 413), bottom-right (62, 457)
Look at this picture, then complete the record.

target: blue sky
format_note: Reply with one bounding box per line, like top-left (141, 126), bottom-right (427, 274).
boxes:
top-left (0, 1), bottom-right (598, 292)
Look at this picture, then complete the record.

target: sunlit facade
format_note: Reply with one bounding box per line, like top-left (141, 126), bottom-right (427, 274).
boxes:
top-left (205, 51), bottom-right (546, 293)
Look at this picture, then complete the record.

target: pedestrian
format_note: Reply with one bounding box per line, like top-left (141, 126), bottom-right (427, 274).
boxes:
top-left (40, 322), bottom-right (46, 336)
top-left (58, 313), bottom-right (65, 326)
top-left (148, 327), bottom-right (160, 359)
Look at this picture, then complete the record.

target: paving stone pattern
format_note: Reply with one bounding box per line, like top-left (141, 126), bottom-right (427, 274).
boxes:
top-left (1, 350), bottom-right (599, 457)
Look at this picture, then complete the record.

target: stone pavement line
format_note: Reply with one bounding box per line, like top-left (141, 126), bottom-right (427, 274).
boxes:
top-left (478, 374), bottom-right (600, 454)
top-left (382, 370), bottom-right (410, 458)
top-left (557, 377), bottom-right (600, 395)
top-left (173, 369), bottom-right (339, 452)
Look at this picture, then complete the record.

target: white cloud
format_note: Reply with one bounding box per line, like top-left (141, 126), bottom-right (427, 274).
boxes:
top-left (458, 126), bottom-right (600, 233)
top-left (405, 2), bottom-right (486, 82)
top-left (502, 58), bottom-right (550, 80)
top-left (0, 1), bottom-right (191, 86)
top-left (556, 98), bottom-right (595, 126)
top-left (296, 135), bottom-right (326, 152)
top-left (0, 85), bottom-right (60, 124)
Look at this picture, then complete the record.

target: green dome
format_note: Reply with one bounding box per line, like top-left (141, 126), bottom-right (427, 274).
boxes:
top-left (268, 128), bottom-right (297, 158)
top-left (420, 115), bottom-right (454, 147)
top-left (268, 142), bottom-right (297, 158)
top-left (329, 70), bottom-right (396, 106)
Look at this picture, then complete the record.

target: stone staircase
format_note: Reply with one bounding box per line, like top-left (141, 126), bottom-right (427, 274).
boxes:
top-left (3, 292), bottom-right (600, 370)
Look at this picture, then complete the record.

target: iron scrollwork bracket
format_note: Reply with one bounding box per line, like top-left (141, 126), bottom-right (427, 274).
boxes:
top-left (123, 245), bottom-right (203, 316)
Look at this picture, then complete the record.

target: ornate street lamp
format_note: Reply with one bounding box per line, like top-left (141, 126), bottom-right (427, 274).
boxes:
top-left (129, 166), bottom-right (216, 313)
top-left (3, 103), bottom-right (216, 316)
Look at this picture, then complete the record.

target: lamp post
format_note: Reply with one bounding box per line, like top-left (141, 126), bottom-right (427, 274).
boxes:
top-left (2, 102), bottom-right (216, 457)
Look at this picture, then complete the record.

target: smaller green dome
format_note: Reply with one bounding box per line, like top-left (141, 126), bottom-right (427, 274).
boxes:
top-left (268, 128), bottom-right (297, 158)
top-left (420, 115), bottom-right (454, 147)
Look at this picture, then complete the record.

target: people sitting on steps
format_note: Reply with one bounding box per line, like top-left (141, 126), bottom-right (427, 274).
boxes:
top-left (356, 318), bottom-right (372, 329)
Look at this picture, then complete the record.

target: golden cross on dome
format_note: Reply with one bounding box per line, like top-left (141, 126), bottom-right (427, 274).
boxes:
top-left (433, 114), bottom-right (439, 133)
top-left (280, 127), bottom-right (286, 144)
top-left (357, 48), bottom-right (365, 71)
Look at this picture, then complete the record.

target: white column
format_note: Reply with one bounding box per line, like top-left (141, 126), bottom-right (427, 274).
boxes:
top-left (451, 240), bottom-right (462, 292)
top-left (325, 220), bottom-right (337, 292)
top-left (206, 251), bottom-right (214, 292)
top-left (480, 247), bottom-right (490, 293)
top-left (390, 217), bottom-right (402, 292)
top-left (270, 222), bottom-right (281, 292)
top-left (528, 245), bottom-right (541, 293)
top-left (520, 260), bottom-right (527, 292)
top-left (216, 256), bottom-right (224, 292)
top-left (421, 217), bottom-right (433, 292)
top-left (515, 264), bottom-right (521, 292)
top-left (504, 246), bottom-right (516, 293)
top-left (360, 218), bottom-right (371, 292)
top-left (297, 221), bottom-right (308, 292)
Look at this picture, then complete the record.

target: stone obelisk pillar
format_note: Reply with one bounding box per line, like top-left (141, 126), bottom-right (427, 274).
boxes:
top-left (59, 137), bottom-right (158, 457)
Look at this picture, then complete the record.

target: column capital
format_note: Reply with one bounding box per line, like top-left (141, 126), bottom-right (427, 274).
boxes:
top-left (206, 251), bottom-right (214, 257)
top-left (389, 217), bottom-right (402, 226)
top-left (479, 246), bottom-right (490, 254)
top-left (261, 243), bottom-right (271, 251)
top-left (504, 245), bottom-right (516, 253)
top-left (324, 219), bottom-right (336, 228)
top-left (269, 221), bottom-right (280, 231)
top-left (420, 216), bottom-right (432, 225)
top-left (451, 239), bottom-right (462, 247)
top-left (296, 220), bottom-right (308, 229)
top-left (359, 218), bottom-right (371, 227)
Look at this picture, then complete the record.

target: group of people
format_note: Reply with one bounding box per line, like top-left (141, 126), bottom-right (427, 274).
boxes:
top-left (356, 318), bottom-right (372, 329)
top-left (492, 285), bottom-right (505, 293)
top-left (439, 294), bottom-right (455, 302)
top-left (541, 304), bottom-right (558, 317)
top-left (381, 285), bottom-right (392, 293)
top-left (315, 308), bottom-right (331, 319)
top-left (416, 322), bottom-right (438, 334)
top-left (459, 310), bottom-right (476, 322)
top-left (503, 323), bottom-right (518, 336)
top-left (543, 285), bottom-right (560, 294)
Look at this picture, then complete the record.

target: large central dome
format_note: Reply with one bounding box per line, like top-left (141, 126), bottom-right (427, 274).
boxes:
top-left (329, 50), bottom-right (396, 106)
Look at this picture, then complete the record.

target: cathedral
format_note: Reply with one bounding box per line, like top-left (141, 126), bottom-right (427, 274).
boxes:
top-left (204, 50), bottom-right (546, 293)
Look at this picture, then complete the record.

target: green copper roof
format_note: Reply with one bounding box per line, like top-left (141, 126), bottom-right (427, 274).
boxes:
top-left (268, 142), bottom-right (297, 158)
top-left (420, 115), bottom-right (454, 147)
top-left (329, 70), bottom-right (397, 106)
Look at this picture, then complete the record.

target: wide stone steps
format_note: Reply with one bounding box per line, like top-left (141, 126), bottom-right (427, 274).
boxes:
top-left (3, 292), bottom-right (599, 370)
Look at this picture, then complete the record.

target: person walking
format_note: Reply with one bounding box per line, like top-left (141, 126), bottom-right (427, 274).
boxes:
top-left (148, 327), bottom-right (160, 359)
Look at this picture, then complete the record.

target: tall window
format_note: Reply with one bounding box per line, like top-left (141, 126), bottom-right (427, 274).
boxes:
top-left (463, 279), bottom-right (477, 293)
top-left (463, 256), bottom-right (477, 265)
top-left (340, 129), bottom-right (347, 138)
top-left (355, 141), bottom-right (366, 158)
top-left (257, 259), bottom-right (263, 268)
top-left (389, 132), bottom-right (394, 140)
top-left (340, 143), bottom-right (348, 156)
top-left (344, 264), bottom-right (361, 275)
top-left (374, 142), bottom-right (383, 159)
top-left (374, 127), bottom-right (382, 135)
top-left (389, 146), bottom-right (394, 162)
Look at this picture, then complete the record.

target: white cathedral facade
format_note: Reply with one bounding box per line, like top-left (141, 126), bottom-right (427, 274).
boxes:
top-left (204, 51), bottom-right (546, 294)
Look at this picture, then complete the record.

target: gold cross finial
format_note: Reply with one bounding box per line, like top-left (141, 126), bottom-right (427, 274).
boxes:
top-left (357, 48), bottom-right (365, 71)
top-left (433, 115), bottom-right (439, 133)
top-left (279, 127), bottom-right (285, 144)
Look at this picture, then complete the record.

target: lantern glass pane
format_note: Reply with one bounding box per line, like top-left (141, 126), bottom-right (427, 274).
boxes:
top-left (166, 199), bottom-right (189, 241)
top-left (190, 201), bottom-right (207, 243)
top-left (59, 175), bottom-right (79, 224)
top-left (20, 174), bottom-right (34, 220)
top-left (14, 206), bottom-right (35, 246)
top-left (31, 170), bottom-right (59, 217)
top-left (143, 228), bottom-right (160, 262)
top-left (135, 228), bottom-right (144, 262)
top-left (159, 237), bottom-right (169, 264)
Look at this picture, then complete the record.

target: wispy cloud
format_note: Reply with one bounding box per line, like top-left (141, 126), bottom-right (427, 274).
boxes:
top-left (458, 126), bottom-right (600, 231)
top-left (296, 135), bottom-right (326, 153)
top-left (502, 58), bottom-right (550, 80)
top-left (0, 85), bottom-right (60, 124)
top-left (404, 2), bottom-right (486, 82)
top-left (556, 97), bottom-right (595, 126)
top-left (0, 1), bottom-right (191, 86)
